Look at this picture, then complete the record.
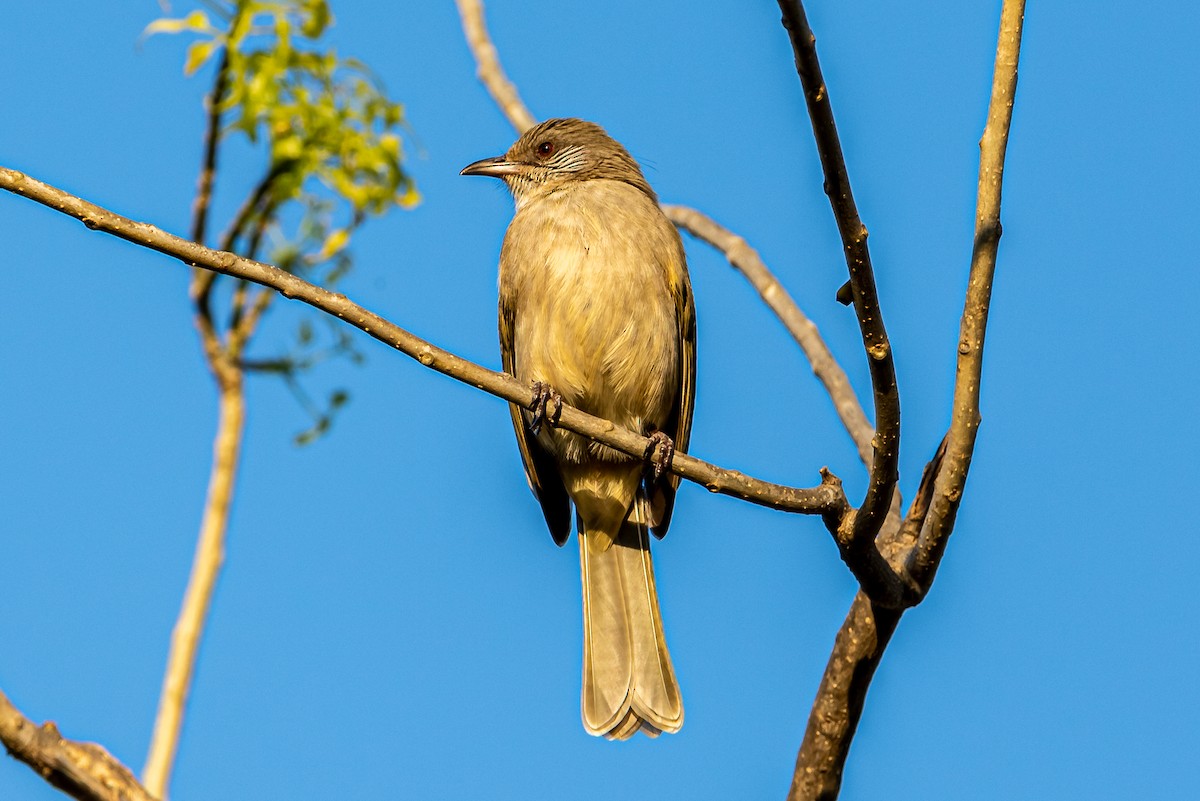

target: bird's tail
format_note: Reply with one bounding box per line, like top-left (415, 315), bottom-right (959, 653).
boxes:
top-left (578, 492), bottom-right (682, 740)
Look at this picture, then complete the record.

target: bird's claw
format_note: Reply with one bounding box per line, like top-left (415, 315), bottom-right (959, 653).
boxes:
top-left (528, 380), bottom-right (562, 436)
top-left (643, 430), bottom-right (675, 483)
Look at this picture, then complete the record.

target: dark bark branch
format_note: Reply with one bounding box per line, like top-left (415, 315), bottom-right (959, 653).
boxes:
top-left (777, 0), bottom-right (901, 574)
top-left (789, 595), bottom-right (900, 801)
top-left (189, 43), bottom-right (235, 321)
top-left (0, 165), bottom-right (846, 518)
top-left (788, 445), bottom-right (945, 801)
top-left (663, 205), bottom-right (906, 542)
top-left (227, 196), bottom-right (277, 339)
top-left (788, 2), bottom-right (1026, 797)
top-left (0, 689), bottom-right (157, 801)
top-left (189, 47), bottom-right (230, 248)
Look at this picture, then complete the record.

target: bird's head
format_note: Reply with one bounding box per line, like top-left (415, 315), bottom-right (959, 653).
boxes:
top-left (461, 118), bottom-right (655, 205)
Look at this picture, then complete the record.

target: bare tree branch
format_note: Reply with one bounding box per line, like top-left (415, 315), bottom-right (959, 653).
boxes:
top-left (788, 2), bottom-right (1026, 796)
top-left (143, 38), bottom-right (241, 797)
top-left (662, 204), bottom-right (874, 466)
top-left (142, 380), bottom-right (243, 801)
top-left (777, 0), bottom-right (901, 596)
top-left (189, 47), bottom-right (230, 249)
top-left (907, 0), bottom-right (1026, 595)
top-left (0, 689), bottom-right (157, 801)
top-left (0, 165), bottom-right (846, 518)
top-left (664, 204), bottom-right (906, 546)
top-left (789, 593), bottom-right (901, 801)
top-left (789, 438), bottom-right (945, 800)
top-left (455, 0), bottom-right (537, 132)
top-left (189, 41), bottom-right (236, 321)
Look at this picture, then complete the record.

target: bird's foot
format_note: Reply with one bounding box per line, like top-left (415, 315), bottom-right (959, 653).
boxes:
top-left (527, 380), bottom-right (562, 436)
top-left (643, 430), bottom-right (675, 482)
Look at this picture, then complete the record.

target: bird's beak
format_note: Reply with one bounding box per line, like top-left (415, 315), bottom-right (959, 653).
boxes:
top-left (460, 155), bottom-right (523, 178)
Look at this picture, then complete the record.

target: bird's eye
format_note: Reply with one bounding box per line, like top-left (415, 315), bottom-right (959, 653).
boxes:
top-left (537, 141), bottom-right (555, 158)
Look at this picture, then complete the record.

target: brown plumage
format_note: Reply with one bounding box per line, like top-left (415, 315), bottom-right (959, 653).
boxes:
top-left (462, 118), bottom-right (696, 739)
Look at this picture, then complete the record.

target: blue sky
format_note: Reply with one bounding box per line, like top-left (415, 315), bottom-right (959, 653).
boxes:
top-left (2, 2), bottom-right (1197, 799)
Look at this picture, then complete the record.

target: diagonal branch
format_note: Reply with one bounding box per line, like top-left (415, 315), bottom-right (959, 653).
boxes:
top-left (789, 439), bottom-right (945, 801)
top-left (0, 165), bottom-right (846, 519)
top-left (455, 0), bottom-right (537, 132)
top-left (665, 205), bottom-right (906, 546)
top-left (663, 205), bottom-right (874, 467)
top-left (189, 41), bottom-right (235, 320)
top-left (788, 2), bottom-right (1026, 797)
top-left (906, 0), bottom-right (1025, 595)
top-left (0, 689), bottom-right (157, 801)
top-left (777, 0), bottom-right (901, 592)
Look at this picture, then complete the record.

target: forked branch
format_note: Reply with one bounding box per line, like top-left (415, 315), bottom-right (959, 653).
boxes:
top-left (787, 1), bottom-right (1026, 797)
top-left (777, 0), bottom-right (903, 600)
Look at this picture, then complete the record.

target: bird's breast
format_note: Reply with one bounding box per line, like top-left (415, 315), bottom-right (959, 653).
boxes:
top-left (500, 182), bottom-right (680, 452)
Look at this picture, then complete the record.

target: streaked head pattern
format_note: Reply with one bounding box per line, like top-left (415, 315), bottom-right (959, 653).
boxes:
top-left (461, 118), bottom-right (656, 204)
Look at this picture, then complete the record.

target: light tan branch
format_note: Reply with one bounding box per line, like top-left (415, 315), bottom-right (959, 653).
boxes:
top-left (0, 690), bottom-right (157, 801)
top-left (455, 0), bottom-right (536, 132)
top-left (663, 204), bottom-right (874, 466)
top-left (907, 0), bottom-right (1025, 592)
top-left (666, 204), bottom-right (905, 546)
top-left (143, 25), bottom-right (256, 794)
top-left (0, 166), bottom-right (845, 518)
top-left (142, 383), bottom-right (244, 799)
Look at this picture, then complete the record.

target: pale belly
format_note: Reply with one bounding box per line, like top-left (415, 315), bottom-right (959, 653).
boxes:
top-left (501, 180), bottom-right (682, 465)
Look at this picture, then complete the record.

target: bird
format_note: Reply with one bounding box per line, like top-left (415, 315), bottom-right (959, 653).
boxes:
top-left (462, 118), bottom-right (696, 739)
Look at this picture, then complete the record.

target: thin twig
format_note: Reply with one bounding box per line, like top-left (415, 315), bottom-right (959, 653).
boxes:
top-left (454, 0), bottom-right (537, 132)
top-left (228, 196), bottom-right (276, 334)
top-left (777, 0), bottom-right (901, 572)
top-left (190, 48), bottom-right (229, 247)
top-left (189, 42), bottom-right (235, 319)
top-left (0, 165), bottom-right (847, 518)
top-left (230, 286), bottom-right (275, 355)
top-left (663, 204), bottom-right (874, 466)
top-left (0, 689), bottom-right (157, 801)
top-left (907, 0), bottom-right (1025, 594)
top-left (787, 2), bottom-right (1026, 796)
top-left (217, 161), bottom-right (291, 255)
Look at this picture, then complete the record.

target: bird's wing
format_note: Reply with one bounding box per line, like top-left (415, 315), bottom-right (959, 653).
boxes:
top-left (650, 230), bottom-right (697, 539)
top-left (500, 301), bottom-right (573, 545)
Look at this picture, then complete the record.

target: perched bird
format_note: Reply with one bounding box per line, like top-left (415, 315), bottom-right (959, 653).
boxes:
top-left (462, 118), bottom-right (696, 739)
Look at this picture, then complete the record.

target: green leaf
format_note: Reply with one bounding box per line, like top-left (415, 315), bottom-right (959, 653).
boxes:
top-left (300, 0), bottom-right (332, 38)
top-left (183, 39), bottom-right (220, 76)
top-left (143, 10), bottom-right (213, 38)
top-left (316, 227), bottom-right (349, 260)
